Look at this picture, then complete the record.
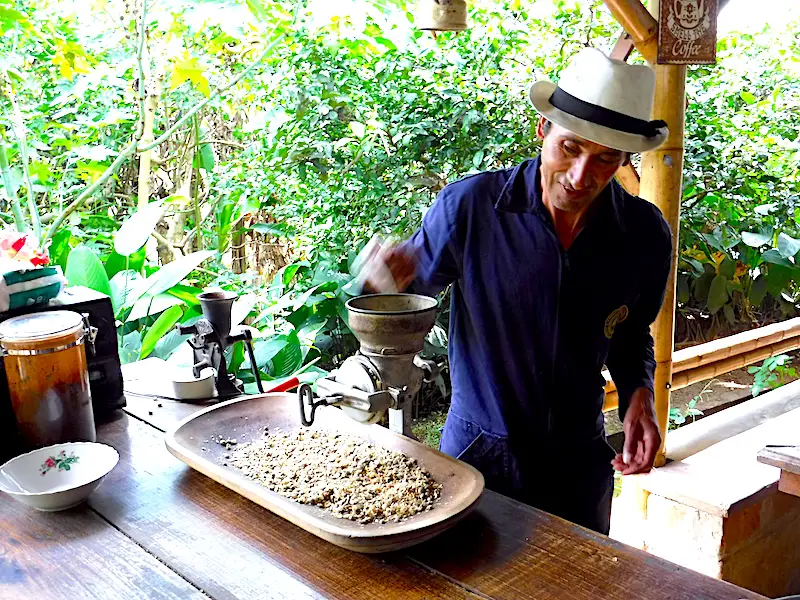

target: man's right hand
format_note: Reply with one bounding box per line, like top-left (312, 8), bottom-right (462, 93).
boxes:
top-left (359, 240), bottom-right (417, 294)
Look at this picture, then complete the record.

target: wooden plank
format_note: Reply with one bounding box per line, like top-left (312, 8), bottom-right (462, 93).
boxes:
top-left (92, 413), bottom-right (483, 600)
top-left (757, 445), bottom-right (800, 474)
top-left (115, 392), bottom-right (766, 600)
top-left (408, 492), bottom-right (765, 600)
top-left (601, 0), bottom-right (658, 64)
top-left (0, 497), bottom-right (209, 600)
top-left (778, 471), bottom-right (800, 497)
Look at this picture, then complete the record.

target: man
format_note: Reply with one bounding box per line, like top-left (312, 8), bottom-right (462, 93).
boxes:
top-left (363, 48), bottom-right (673, 534)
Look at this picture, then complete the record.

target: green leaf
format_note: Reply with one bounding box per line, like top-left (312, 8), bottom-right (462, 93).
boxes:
top-left (0, 6), bottom-right (30, 34)
top-left (170, 56), bottom-right (210, 97)
top-left (693, 272), bottom-right (713, 303)
top-left (280, 261), bottom-right (310, 287)
top-left (166, 284), bottom-right (203, 306)
top-left (119, 330), bottom-right (142, 364)
top-left (193, 143), bottom-right (215, 171)
top-left (719, 258), bottom-right (736, 280)
top-left (139, 305), bottom-right (184, 359)
top-left (706, 275), bottom-right (729, 314)
top-left (248, 336), bottom-right (290, 370)
top-left (114, 202), bottom-right (164, 257)
top-left (682, 256), bottom-right (705, 277)
top-left (245, 0), bottom-right (268, 20)
top-left (297, 317), bottom-right (327, 359)
top-left (765, 265), bottom-right (794, 299)
top-left (741, 231), bottom-right (771, 247)
top-left (151, 326), bottom-right (191, 361)
top-left (65, 245), bottom-right (112, 299)
top-left (49, 228), bottom-right (72, 273)
top-left (105, 247), bottom-right (146, 279)
top-left (677, 275), bottom-right (690, 304)
top-left (740, 91), bottom-right (757, 104)
top-left (231, 294), bottom-right (257, 326)
top-left (723, 304), bottom-right (735, 325)
top-left (127, 293), bottom-right (185, 322)
top-left (472, 149), bottom-right (484, 169)
top-left (749, 275), bottom-right (768, 306)
top-left (109, 270), bottom-right (144, 314)
top-left (270, 331), bottom-right (302, 378)
top-left (133, 250), bottom-right (214, 303)
top-left (777, 233), bottom-right (800, 259)
top-left (761, 249), bottom-right (793, 267)
top-left (248, 222), bottom-right (295, 237)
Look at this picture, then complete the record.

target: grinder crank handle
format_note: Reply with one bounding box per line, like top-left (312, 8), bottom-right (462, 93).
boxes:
top-left (297, 383), bottom-right (330, 427)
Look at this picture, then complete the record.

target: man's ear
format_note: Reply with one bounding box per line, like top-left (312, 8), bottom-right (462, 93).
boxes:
top-left (535, 116), bottom-right (548, 140)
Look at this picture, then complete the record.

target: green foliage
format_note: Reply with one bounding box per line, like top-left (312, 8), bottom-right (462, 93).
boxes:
top-left (748, 354), bottom-right (798, 397)
top-left (677, 23), bottom-right (800, 338)
top-left (668, 380), bottom-right (711, 431)
top-left (64, 244), bottom-right (112, 298)
top-left (2, 0), bottom-right (799, 395)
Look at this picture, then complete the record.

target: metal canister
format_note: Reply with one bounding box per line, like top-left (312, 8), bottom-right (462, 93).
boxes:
top-left (0, 310), bottom-right (97, 449)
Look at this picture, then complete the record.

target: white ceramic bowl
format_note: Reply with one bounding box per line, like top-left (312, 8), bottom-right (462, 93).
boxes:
top-left (171, 367), bottom-right (216, 400)
top-left (0, 442), bottom-right (119, 511)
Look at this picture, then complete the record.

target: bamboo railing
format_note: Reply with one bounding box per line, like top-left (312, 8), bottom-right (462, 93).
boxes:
top-left (602, 317), bottom-right (800, 411)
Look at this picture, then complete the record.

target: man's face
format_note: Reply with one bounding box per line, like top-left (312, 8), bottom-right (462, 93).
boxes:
top-left (537, 117), bottom-right (627, 214)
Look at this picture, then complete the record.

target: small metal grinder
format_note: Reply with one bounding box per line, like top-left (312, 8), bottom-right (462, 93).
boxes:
top-left (177, 290), bottom-right (263, 399)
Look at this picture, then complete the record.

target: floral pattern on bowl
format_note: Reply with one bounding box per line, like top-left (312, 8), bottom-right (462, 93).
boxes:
top-left (0, 442), bottom-right (118, 511)
top-left (40, 450), bottom-right (80, 476)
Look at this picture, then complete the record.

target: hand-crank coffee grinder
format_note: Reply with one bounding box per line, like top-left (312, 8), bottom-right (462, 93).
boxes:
top-left (176, 291), bottom-right (263, 398)
top-left (297, 293), bottom-right (440, 437)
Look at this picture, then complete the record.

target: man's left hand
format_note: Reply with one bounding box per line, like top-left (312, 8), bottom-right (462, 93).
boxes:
top-left (611, 387), bottom-right (662, 475)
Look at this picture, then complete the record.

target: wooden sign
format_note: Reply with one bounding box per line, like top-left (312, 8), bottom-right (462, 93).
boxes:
top-left (657, 0), bottom-right (717, 64)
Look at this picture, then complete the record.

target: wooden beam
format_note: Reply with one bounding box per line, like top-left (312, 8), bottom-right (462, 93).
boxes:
top-left (601, 0), bottom-right (658, 64)
top-left (610, 32), bottom-right (635, 61)
top-left (615, 163), bottom-right (641, 195)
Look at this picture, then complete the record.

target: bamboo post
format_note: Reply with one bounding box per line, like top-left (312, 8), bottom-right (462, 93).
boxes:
top-left (600, 0), bottom-right (687, 467)
top-left (639, 0), bottom-right (686, 466)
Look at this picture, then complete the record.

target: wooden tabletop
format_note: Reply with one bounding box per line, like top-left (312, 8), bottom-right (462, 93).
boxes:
top-left (758, 445), bottom-right (800, 498)
top-left (1, 391), bottom-right (768, 600)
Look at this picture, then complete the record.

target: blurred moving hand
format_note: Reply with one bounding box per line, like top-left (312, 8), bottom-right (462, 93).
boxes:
top-left (354, 236), bottom-right (417, 294)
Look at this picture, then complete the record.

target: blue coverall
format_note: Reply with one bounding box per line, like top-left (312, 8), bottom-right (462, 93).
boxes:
top-left (404, 156), bottom-right (672, 534)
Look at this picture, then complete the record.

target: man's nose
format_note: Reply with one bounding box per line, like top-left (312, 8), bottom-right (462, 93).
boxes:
top-left (567, 157), bottom-right (594, 190)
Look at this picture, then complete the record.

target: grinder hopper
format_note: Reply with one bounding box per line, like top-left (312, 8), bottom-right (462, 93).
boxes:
top-left (298, 293), bottom-right (440, 437)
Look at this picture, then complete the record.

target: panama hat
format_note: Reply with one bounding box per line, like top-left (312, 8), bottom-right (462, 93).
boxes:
top-left (529, 48), bottom-right (669, 153)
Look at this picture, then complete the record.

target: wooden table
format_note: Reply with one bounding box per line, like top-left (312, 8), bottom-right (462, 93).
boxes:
top-left (1, 392), bottom-right (768, 600)
top-left (758, 445), bottom-right (800, 498)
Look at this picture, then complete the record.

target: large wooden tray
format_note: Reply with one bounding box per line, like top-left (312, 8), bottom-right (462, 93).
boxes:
top-left (164, 393), bottom-right (484, 553)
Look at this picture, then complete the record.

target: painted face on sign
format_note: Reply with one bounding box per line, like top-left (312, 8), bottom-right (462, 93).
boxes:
top-left (674, 0), bottom-right (704, 30)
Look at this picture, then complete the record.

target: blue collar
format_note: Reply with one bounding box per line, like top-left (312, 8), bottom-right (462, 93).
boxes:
top-left (493, 156), bottom-right (628, 235)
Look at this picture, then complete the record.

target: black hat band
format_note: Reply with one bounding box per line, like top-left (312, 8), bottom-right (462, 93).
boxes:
top-left (549, 87), bottom-right (667, 139)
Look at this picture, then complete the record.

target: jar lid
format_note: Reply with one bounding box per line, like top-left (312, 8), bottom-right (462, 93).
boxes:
top-left (0, 310), bottom-right (84, 344)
